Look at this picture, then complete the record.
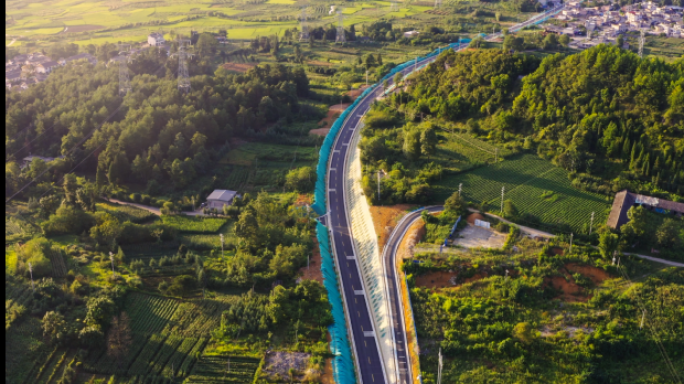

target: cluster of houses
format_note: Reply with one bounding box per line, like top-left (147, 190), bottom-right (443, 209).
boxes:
top-left (546, 0), bottom-right (683, 44)
top-left (6, 52), bottom-right (97, 91)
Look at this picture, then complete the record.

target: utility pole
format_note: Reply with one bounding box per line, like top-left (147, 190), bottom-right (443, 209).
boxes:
top-left (638, 28), bottom-right (645, 59)
top-left (500, 186), bottom-right (505, 214)
top-left (458, 183), bottom-right (462, 197)
top-left (220, 234), bottom-right (225, 259)
top-left (377, 170), bottom-right (381, 202)
top-left (28, 262), bottom-right (35, 293)
top-left (437, 347), bottom-right (443, 384)
top-left (192, 196), bottom-right (195, 211)
top-left (365, 70), bottom-right (368, 86)
top-left (640, 310), bottom-right (646, 330)
top-left (109, 251), bottom-right (116, 277)
top-left (495, 148), bottom-right (498, 162)
top-left (589, 211), bottom-right (595, 235)
top-left (569, 233), bottom-right (573, 254)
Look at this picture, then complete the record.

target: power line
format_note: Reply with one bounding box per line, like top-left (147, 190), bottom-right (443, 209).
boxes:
top-left (616, 264), bottom-right (681, 383)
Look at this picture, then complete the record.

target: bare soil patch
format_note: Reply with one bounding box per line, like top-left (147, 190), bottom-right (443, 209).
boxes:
top-left (222, 62), bottom-right (257, 73)
top-left (466, 212), bottom-right (485, 225)
top-left (311, 108), bottom-right (341, 136)
top-left (294, 194), bottom-right (312, 207)
top-left (565, 263), bottom-right (610, 285)
top-left (453, 224), bottom-right (506, 249)
top-left (544, 275), bottom-right (586, 302)
top-left (415, 271), bottom-right (458, 289)
top-left (263, 351), bottom-right (311, 380)
top-left (369, 204), bottom-right (413, 249)
top-left (321, 357), bottom-right (334, 384)
top-left (65, 24), bottom-right (103, 33)
top-left (298, 235), bottom-right (323, 284)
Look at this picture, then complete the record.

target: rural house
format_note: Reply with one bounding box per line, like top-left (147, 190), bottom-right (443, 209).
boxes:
top-left (607, 190), bottom-right (684, 229)
top-left (148, 32), bottom-right (166, 46)
top-left (205, 190), bottom-right (238, 209)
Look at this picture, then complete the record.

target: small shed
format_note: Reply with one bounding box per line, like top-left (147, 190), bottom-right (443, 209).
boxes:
top-left (206, 189), bottom-right (237, 209)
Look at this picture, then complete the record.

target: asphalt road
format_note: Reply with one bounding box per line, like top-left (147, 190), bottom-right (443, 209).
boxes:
top-left (327, 7), bottom-right (566, 382)
top-left (382, 206), bottom-right (443, 384)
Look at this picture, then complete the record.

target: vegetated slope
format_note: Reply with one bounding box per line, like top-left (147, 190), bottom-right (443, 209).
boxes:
top-left (407, 249), bottom-right (684, 384)
top-left (406, 46), bottom-right (683, 200)
top-left (436, 154), bottom-right (610, 233)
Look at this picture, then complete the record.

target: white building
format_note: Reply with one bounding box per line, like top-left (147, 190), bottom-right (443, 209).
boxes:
top-left (35, 61), bottom-right (60, 74)
top-left (205, 190), bottom-right (237, 209)
top-left (403, 30), bottom-right (420, 38)
top-left (147, 32), bottom-right (166, 47)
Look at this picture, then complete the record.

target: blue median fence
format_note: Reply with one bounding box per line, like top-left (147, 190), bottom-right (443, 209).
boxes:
top-left (311, 41), bottom-right (470, 383)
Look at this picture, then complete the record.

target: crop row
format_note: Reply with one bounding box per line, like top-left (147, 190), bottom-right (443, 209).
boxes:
top-left (435, 154), bottom-right (610, 233)
top-left (160, 338), bottom-right (201, 377)
top-left (128, 334), bottom-right (168, 376)
top-left (160, 215), bottom-right (228, 234)
top-left (126, 293), bottom-right (180, 334)
top-left (219, 166), bottom-right (251, 191)
top-left (161, 300), bottom-right (230, 337)
top-left (188, 354), bottom-right (260, 384)
top-left (94, 334), bottom-right (148, 375)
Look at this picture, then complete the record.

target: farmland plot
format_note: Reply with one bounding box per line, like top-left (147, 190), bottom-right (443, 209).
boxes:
top-left (434, 154), bottom-right (610, 233)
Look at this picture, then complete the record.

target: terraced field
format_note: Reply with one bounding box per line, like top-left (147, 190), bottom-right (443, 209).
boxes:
top-left (434, 154), bottom-right (611, 233)
top-left (188, 354), bottom-right (261, 383)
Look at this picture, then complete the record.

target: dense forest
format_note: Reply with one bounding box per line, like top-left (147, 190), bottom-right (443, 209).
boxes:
top-left (6, 47), bottom-right (316, 201)
top-left (402, 46), bottom-right (684, 198)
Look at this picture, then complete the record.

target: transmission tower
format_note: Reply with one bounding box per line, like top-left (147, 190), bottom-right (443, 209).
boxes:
top-left (638, 29), bottom-right (645, 58)
top-left (434, 0), bottom-right (442, 9)
top-left (335, 10), bottom-right (346, 43)
top-left (391, 0), bottom-right (399, 12)
top-left (299, 8), bottom-right (310, 41)
top-left (175, 36), bottom-right (193, 94)
top-left (117, 43), bottom-right (131, 95)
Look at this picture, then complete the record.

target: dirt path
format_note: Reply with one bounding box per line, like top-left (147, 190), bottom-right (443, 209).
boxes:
top-left (468, 208), bottom-right (555, 239)
top-left (7, 39), bottom-right (16, 46)
top-left (107, 198), bottom-right (161, 215)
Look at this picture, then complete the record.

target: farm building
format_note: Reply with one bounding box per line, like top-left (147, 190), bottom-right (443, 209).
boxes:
top-left (148, 32), bottom-right (166, 46)
top-left (205, 190), bottom-right (238, 209)
top-left (607, 190), bottom-right (684, 229)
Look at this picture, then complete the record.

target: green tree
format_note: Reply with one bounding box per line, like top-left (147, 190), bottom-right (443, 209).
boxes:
top-left (444, 192), bottom-right (467, 217)
top-left (420, 125), bottom-right (438, 160)
top-left (559, 34), bottom-right (570, 47)
top-left (503, 199), bottom-right (518, 218)
top-left (598, 232), bottom-right (620, 258)
top-left (656, 219), bottom-right (680, 248)
top-left (503, 35), bottom-right (524, 52)
top-left (196, 33), bottom-right (218, 57)
top-left (512, 322), bottom-right (536, 344)
top-left (235, 209), bottom-right (259, 245)
top-left (167, 275), bottom-right (196, 298)
top-left (403, 128), bottom-right (421, 161)
top-left (63, 173), bottom-right (79, 206)
top-left (42, 311), bottom-right (66, 345)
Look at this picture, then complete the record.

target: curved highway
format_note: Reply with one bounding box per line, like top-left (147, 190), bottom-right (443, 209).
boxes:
top-left (381, 206), bottom-right (442, 384)
top-left (326, 6), bottom-right (565, 384)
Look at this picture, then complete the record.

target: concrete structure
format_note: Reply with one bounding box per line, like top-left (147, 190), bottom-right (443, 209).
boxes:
top-left (205, 189), bottom-right (237, 209)
top-left (147, 32), bottom-right (166, 46)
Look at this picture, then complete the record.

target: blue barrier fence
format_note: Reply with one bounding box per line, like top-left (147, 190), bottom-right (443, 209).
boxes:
top-left (317, 221), bottom-right (356, 384)
top-left (444, 216), bottom-right (462, 246)
top-left (311, 40), bottom-right (470, 381)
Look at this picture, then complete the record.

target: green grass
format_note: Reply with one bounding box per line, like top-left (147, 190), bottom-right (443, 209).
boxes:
top-left (96, 201), bottom-right (158, 224)
top-left (188, 353), bottom-right (261, 384)
top-left (434, 131), bottom-right (516, 173)
top-left (160, 215), bottom-right (228, 234)
top-left (434, 154), bottom-right (611, 233)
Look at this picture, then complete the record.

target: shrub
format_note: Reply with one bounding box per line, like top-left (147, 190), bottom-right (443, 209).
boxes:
top-left (141, 195), bottom-right (151, 205)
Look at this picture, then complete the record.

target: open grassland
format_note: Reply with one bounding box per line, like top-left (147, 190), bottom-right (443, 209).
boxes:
top-left (433, 130), bottom-right (516, 173)
top-left (160, 215), bottom-right (229, 233)
top-left (96, 201), bottom-right (158, 223)
top-left (6, 0), bottom-right (442, 45)
top-left (434, 154), bottom-right (611, 233)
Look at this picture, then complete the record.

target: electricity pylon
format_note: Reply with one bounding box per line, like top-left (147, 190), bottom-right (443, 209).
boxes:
top-left (299, 8), bottom-right (309, 41)
top-left (117, 43), bottom-right (131, 95)
top-left (335, 10), bottom-right (346, 43)
top-left (175, 36), bottom-right (192, 94)
top-left (638, 29), bottom-right (645, 58)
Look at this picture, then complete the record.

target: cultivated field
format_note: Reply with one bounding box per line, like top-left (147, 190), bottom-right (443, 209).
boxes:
top-left (434, 154), bottom-right (611, 233)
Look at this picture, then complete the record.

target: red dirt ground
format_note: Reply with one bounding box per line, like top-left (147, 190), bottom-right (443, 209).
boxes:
top-left (544, 275), bottom-right (586, 302)
top-left (222, 62), bottom-right (257, 73)
top-left (466, 212), bottom-right (485, 225)
top-left (369, 204), bottom-right (413, 249)
top-left (310, 85), bottom-right (371, 137)
top-left (415, 271), bottom-right (485, 290)
top-left (298, 235), bottom-right (323, 285)
top-left (565, 263), bottom-right (611, 285)
top-left (294, 194), bottom-right (312, 207)
top-left (551, 246), bottom-right (565, 256)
